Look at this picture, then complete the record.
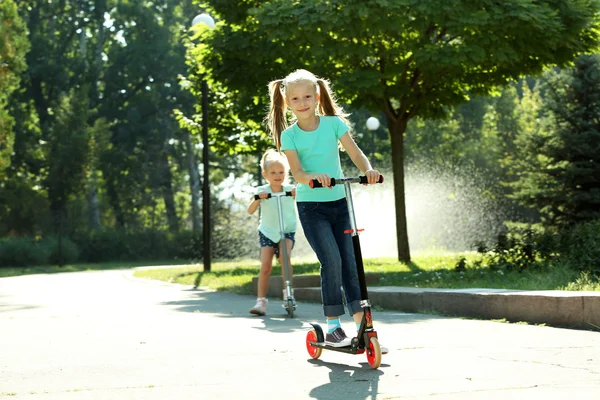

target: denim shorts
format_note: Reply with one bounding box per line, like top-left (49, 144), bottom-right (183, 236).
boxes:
top-left (297, 199), bottom-right (362, 317)
top-left (258, 231), bottom-right (295, 258)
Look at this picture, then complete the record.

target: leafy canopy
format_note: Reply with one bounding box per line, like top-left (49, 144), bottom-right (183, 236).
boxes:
top-left (201, 0), bottom-right (600, 124)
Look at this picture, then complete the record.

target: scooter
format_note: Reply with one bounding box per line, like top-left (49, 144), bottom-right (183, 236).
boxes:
top-left (304, 175), bottom-right (384, 369)
top-left (254, 190), bottom-right (296, 318)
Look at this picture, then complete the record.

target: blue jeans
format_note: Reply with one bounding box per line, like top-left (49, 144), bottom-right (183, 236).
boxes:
top-left (297, 199), bottom-right (362, 317)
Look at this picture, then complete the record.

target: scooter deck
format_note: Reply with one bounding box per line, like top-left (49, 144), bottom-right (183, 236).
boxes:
top-left (308, 341), bottom-right (367, 355)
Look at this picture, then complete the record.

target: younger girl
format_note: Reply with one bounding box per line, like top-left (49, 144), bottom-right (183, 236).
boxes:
top-left (266, 69), bottom-right (383, 348)
top-left (248, 149), bottom-right (297, 316)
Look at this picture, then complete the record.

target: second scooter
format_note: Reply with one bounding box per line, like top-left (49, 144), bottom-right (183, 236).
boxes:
top-left (254, 191), bottom-right (296, 318)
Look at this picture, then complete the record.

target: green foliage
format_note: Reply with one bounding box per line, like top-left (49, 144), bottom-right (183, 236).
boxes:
top-left (0, 237), bottom-right (47, 267)
top-left (42, 236), bottom-right (80, 265)
top-left (472, 223), bottom-right (558, 272)
top-left (45, 89), bottom-right (92, 213)
top-left (560, 219), bottom-right (600, 276)
top-left (508, 55), bottom-right (600, 226)
top-left (0, 236), bottom-right (77, 266)
top-left (202, 0), bottom-right (600, 123)
top-left (0, 177), bottom-right (51, 236)
top-left (197, 0), bottom-right (600, 261)
top-left (0, 0), bottom-right (30, 177)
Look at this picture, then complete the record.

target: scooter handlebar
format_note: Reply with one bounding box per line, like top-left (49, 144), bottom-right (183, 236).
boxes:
top-left (309, 175), bottom-right (384, 188)
top-left (253, 191), bottom-right (293, 200)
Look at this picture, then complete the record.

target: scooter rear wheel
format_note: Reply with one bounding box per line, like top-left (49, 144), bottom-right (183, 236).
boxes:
top-left (366, 337), bottom-right (382, 369)
top-left (306, 329), bottom-right (322, 359)
top-left (286, 299), bottom-right (294, 318)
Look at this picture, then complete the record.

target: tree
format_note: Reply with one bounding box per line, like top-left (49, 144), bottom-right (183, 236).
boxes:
top-left (0, 0), bottom-right (29, 178)
top-left (508, 55), bottom-right (600, 226)
top-left (196, 0), bottom-right (600, 261)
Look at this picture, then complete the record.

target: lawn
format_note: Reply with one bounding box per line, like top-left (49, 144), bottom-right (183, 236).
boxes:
top-left (0, 259), bottom-right (190, 279)
top-left (131, 251), bottom-right (600, 294)
top-left (2, 251), bottom-right (597, 292)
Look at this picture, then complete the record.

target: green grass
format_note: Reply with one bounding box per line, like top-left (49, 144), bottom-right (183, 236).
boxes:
top-left (132, 250), bottom-right (600, 294)
top-left (0, 259), bottom-right (190, 278)
top-left (3, 250), bottom-right (598, 293)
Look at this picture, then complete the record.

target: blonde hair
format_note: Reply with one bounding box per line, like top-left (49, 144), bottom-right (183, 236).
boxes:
top-left (261, 149), bottom-right (290, 183)
top-left (266, 69), bottom-right (351, 151)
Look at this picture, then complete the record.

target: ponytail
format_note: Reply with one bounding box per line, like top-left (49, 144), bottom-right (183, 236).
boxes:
top-left (266, 79), bottom-right (288, 151)
top-left (317, 78), bottom-right (351, 128)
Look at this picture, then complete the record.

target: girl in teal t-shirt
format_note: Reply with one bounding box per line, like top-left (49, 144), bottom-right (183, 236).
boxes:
top-left (266, 69), bottom-right (382, 349)
top-left (247, 149), bottom-right (297, 316)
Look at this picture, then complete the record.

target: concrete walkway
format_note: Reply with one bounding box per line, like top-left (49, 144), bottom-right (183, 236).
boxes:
top-left (1, 270), bottom-right (600, 399)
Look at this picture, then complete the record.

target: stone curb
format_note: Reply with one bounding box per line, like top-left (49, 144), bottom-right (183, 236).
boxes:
top-left (252, 275), bottom-right (600, 331)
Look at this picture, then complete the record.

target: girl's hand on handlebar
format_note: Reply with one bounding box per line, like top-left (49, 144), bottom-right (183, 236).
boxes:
top-left (311, 174), bottom-right (332, 189)
top-left (364, 169), bottom-right (381, 185)
top-left (291, 187), bottom-right (297, 198)
top-left (257, 191), bottom-right (269, 200)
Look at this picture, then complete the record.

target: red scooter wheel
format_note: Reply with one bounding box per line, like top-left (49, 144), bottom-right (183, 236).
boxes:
top-left (366, 337), bottom-right (382, 369)
top-left (306, 329), bottom-right (322, 359)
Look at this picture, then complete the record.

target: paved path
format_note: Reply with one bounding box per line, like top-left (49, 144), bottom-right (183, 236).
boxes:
top-left (1, 270), bottom-right (599, 399)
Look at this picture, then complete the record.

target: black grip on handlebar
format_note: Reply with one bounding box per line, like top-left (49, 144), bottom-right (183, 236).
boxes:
top-left (308, 178), bottom-right (336, 188)
top-left (359, 175), bottom-right (384, 185)
top-left (254, 191), bottom-right (293, 200)
top-left (309, 175), bottom-right (384, 188)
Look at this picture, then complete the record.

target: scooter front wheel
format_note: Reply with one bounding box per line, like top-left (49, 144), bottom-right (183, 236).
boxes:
top-left (366, 337), bottom-right (382, 369)
top-left (306, 329), bottom-right (322, 359)
top-left (286, 299), bottom-right (294, 318)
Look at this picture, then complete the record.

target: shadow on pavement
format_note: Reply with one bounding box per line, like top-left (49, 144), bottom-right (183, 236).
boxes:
top-left (0, 294), bottom-right (39, 313)
top-left (158, 288), bottom-right (309, 332)
top-left (0, 303), bottom-right (39, 313)
top-left (158, 286), bottom-right (447, 342)
top-left (307, 359), bottom-right (385, 400)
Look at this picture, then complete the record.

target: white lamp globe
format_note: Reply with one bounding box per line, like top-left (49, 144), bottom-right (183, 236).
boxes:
top-left (366, 117), bottom-right (380, 131)
top-left (191, 13), bottom-right (215, 29)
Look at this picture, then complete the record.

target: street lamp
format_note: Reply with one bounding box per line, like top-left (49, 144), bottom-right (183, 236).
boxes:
top-left (191, 12), bottom-right (215, 272)
top-left (366, 116), bottom-right (380, 163)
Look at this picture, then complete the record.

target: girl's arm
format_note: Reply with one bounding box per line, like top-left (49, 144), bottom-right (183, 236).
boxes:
top-left (248, 191), bottom-right (269, 214)
top-left (248, 197), bottom-right (260, 215)
top-left (339, 133), bottom-right (381, 184)
top-left (284, 150), bottom-right (332, 187)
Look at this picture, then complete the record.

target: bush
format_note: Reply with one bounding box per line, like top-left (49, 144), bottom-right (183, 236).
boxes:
top-left (73, 229), bottom-right (176, 262)
top-left (0, 237), bottom-right (48, 267)
top-left (471, 223), bottom-right (559, 272)
top-left (560, 219), bottom-right (600, 276)
top-left (42, 236), bottom-right (80, 265)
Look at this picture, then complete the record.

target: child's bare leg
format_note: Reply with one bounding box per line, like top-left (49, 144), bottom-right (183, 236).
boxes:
top-left (352, 311), bottom-right (364, 328)
top-left (257, 247), bottom-right (275, 298)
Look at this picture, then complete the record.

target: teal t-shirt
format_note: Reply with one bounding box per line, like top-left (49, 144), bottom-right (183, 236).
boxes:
top-left (280, 116), bottom-right (349, 202)
top-left (256, 184), bottom-right (297, 242)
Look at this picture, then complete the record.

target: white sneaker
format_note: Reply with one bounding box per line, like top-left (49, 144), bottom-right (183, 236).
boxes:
top-left (325, 327), bottom-right (352, 347)
top-left (250, 298), bottom-right (267, 316)
top-left (358, 331), bottom-right (389, 354)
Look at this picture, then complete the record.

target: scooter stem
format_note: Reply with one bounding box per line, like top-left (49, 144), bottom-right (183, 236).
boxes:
top-left (343, 182), bottom-right (370, 302)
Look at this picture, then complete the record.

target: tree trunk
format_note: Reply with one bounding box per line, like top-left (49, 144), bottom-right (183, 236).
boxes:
top-left (185, 132), bottom-right (201, 233)
top-left (388, 117), bottom-right (411, 263)
top-left (106, 179), bottom-right (125, 228)
top-left (83, 0), bottom-right (106, 233)
top-left (86, 169), bottom-right (101, 231)
top-left (160, 152), bottom-right (179, 233)
top-left (50, 202), bottom-right (65, 267)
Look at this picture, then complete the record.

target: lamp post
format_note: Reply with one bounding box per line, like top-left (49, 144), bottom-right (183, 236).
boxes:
top-left (366, 116), bottom-right (380, 163)
top-left (191, 13), bottom-right (215, 272)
